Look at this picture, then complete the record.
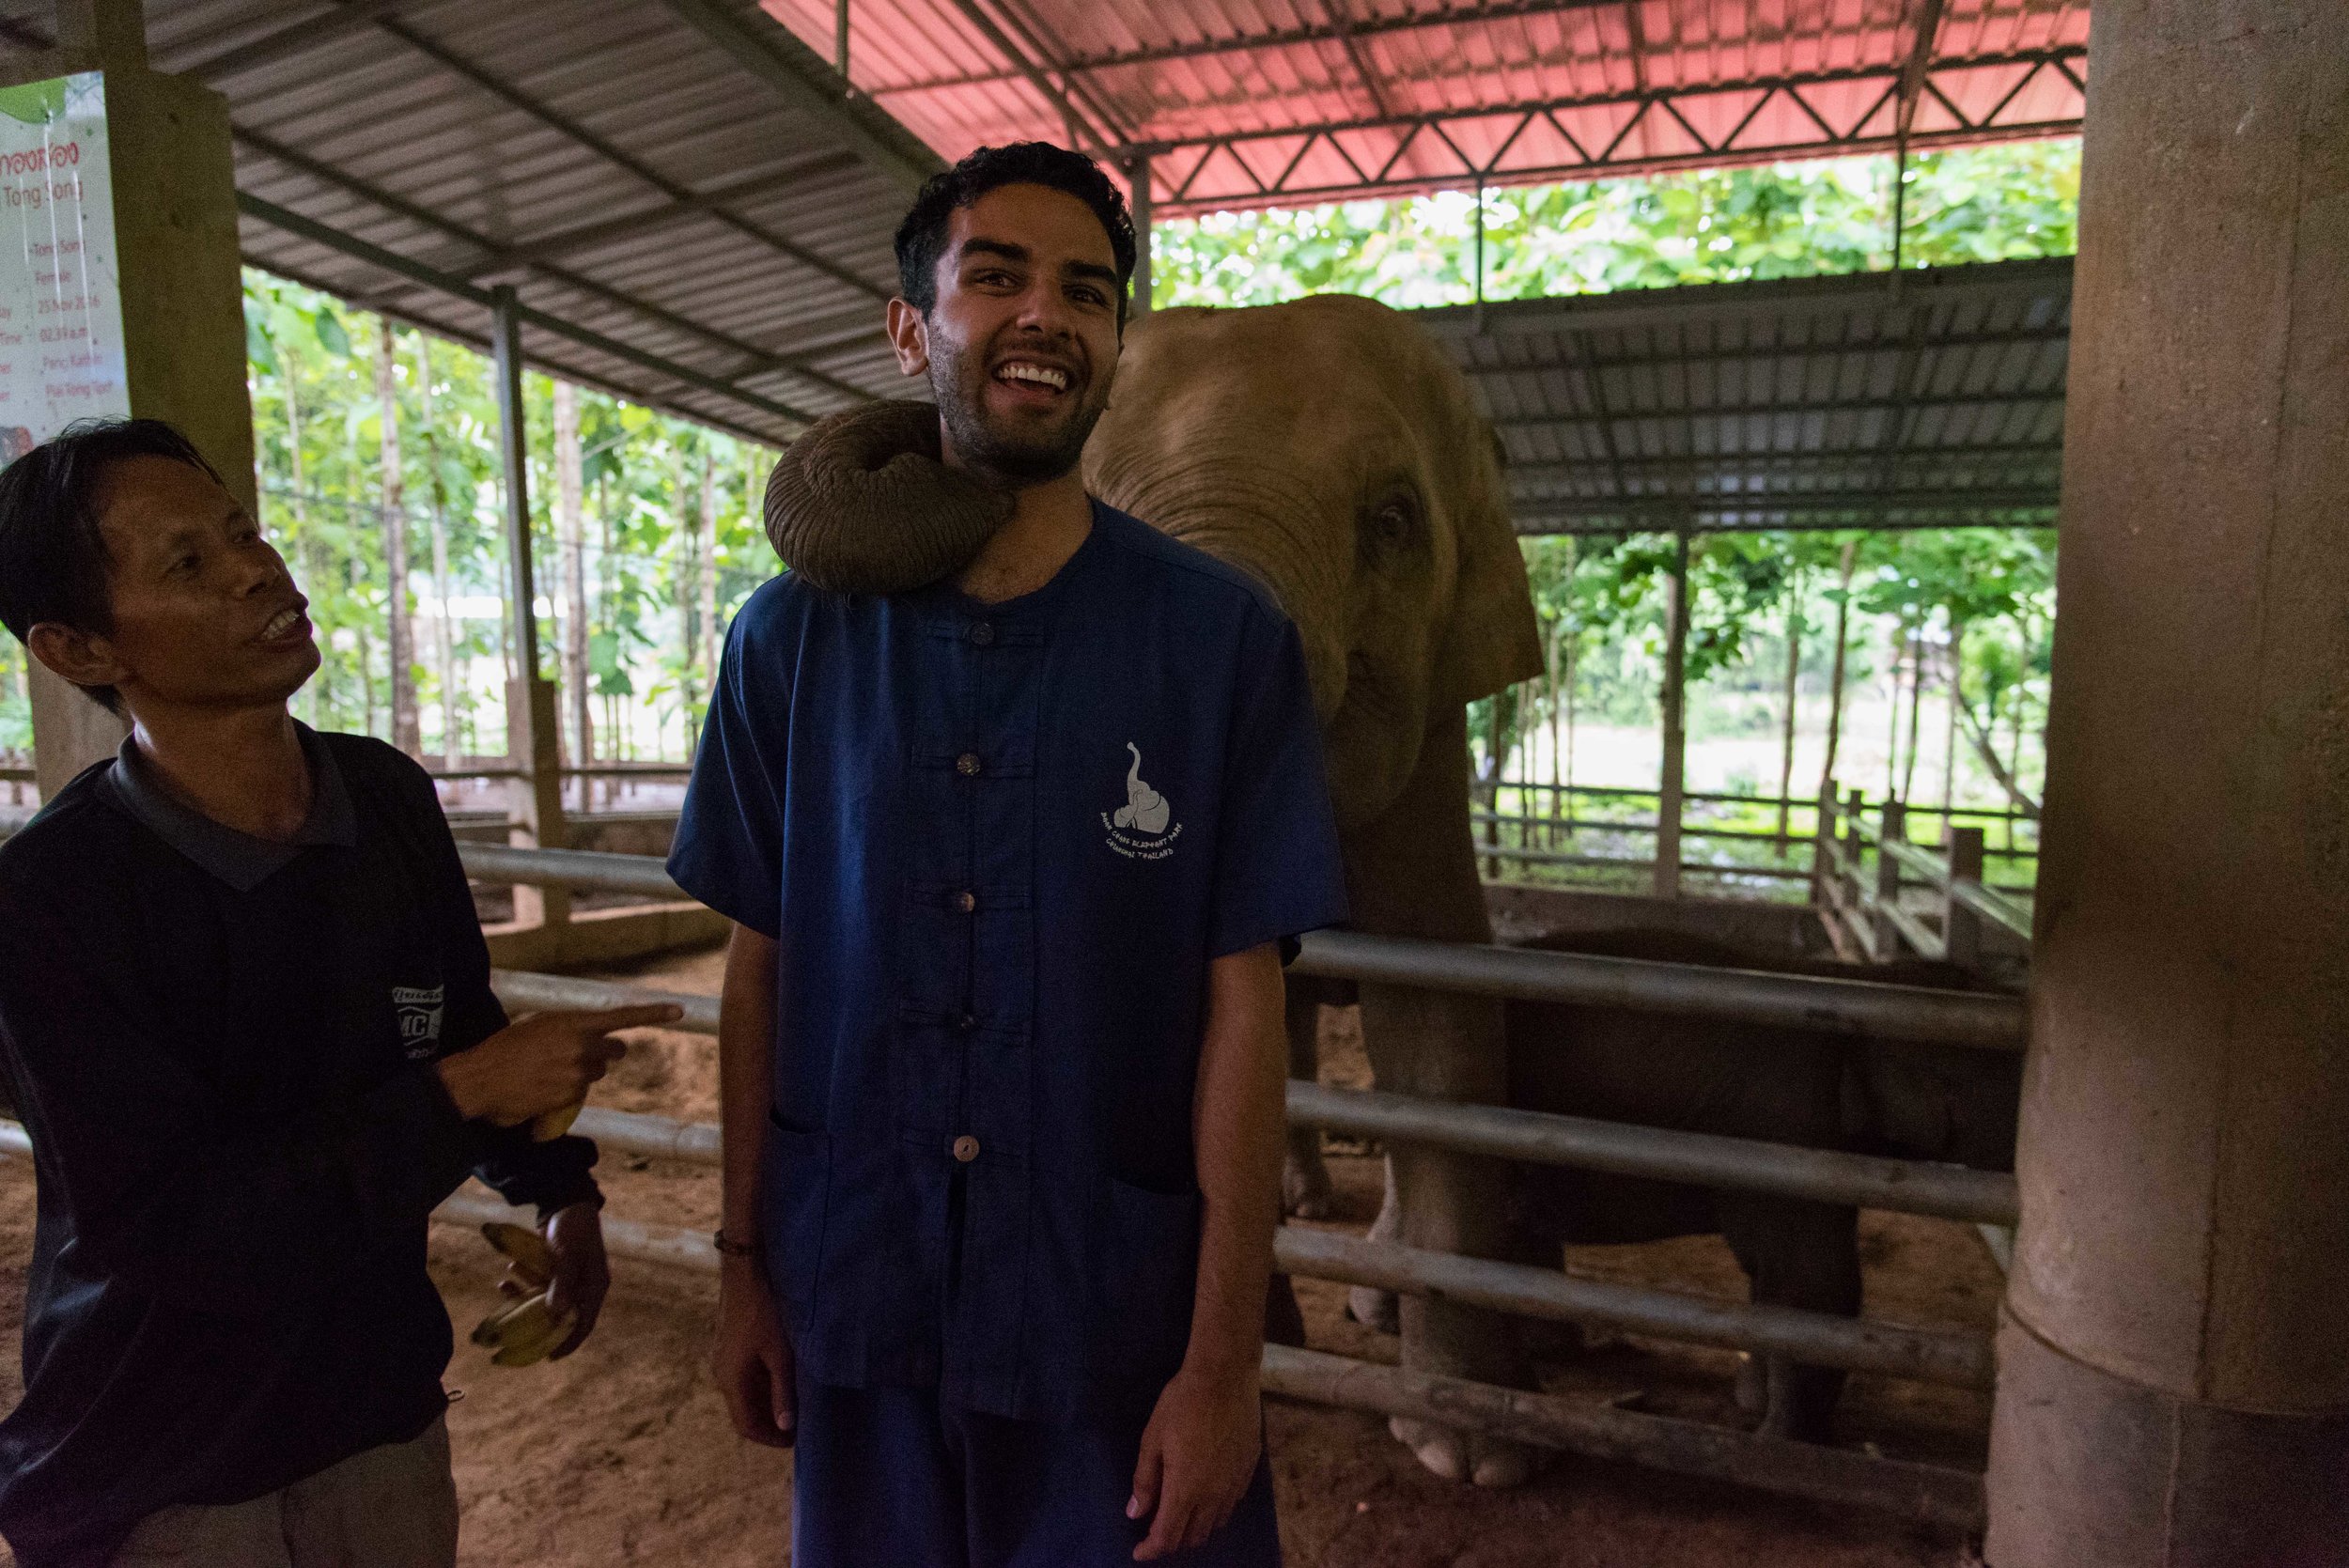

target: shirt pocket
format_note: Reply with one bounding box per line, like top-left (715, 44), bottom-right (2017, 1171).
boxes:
top-left (758, 1120), bottom-right (833, 1327)
top-left (1093, 1176), bottom-right (1203, 1400)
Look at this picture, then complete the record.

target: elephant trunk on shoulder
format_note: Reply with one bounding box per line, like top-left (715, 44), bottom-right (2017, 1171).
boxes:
top-left (763, 401), bottom-right (1014, 596)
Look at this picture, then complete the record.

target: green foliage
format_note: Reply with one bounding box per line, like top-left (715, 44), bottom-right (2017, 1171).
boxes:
top-left (239, 271), bottom-right (778, 760)
top-left (1152, 141), bottom-right (2079, 310)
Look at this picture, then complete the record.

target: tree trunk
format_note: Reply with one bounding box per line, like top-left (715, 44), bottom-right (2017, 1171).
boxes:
top-left (376, 319), bottom-right (420, 757)
top-left (1774, 570), bottom-right (1804, 851)
top-left (1563, 636), bottom-right (1578, 803)
top-left (1884, 624), bottom-right (1905, 802)
top-left (698, 449), bottom-right (721, 710)
top-left (1816, 540), bottom-right (1857, 804)
top-left (1941, 616), bottom-right (1965, 828)
top-left (415, 336), bottom-right (461, 770)
top-left (351, 556), bottom-right (375, 739)
top-left (553, 380), bottom-right (592, 805)
top-left (282, 344), bottom-right (320, 730)
top-left (1901, 623), bottom-right (1926, 804)
top-left (675, 449), bottom-right (699, 754)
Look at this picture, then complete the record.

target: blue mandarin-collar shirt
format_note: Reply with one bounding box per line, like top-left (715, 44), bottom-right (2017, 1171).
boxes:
top-left (669, 502), bottom-right (1347, 1421)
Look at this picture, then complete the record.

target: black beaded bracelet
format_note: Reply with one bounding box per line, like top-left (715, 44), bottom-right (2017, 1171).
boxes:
top-left (711, 1229), bottom-right (760, 1258)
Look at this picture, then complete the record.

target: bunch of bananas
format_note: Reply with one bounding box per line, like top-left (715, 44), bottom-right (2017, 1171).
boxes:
top-left (469, 1221), bottom-right (576, 1368)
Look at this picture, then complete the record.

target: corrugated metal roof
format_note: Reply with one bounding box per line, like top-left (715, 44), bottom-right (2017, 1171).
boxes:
top-left (0, 0), bottom-right (2076, 501)
top-left (1423, 254), bottom-right (2070, 532)
top-left (761, 0), bottom-right (2088, 216)
top-left (0, 0), bottom-right (945, 446)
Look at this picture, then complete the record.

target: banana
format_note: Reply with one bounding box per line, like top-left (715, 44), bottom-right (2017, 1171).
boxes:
top-left (470, 1289), bottom-right (577, 1368)
top-left (478, 1220), bottom-right (555, 1288)
top-left (531, 1102), bottom-right (583, 1142)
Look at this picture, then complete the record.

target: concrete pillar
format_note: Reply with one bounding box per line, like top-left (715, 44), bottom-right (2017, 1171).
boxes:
top-left (1652, 526), bottom-right (1688, 899)
top-left (490, 285), bottom-right (568, 929)
top-left (1983, 6), bottom-right (2349, 1563)
top-left (8, 0), bottom-right (254, 797)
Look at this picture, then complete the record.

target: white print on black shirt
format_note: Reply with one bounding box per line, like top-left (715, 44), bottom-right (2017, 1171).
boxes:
top-left (393, 985), bottom-right (445, 1059)
top-left (1102, 742), bottom-right (1182, 861)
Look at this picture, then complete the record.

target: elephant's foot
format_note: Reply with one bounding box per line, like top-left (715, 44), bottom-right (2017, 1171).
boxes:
top-left (1346, 1283), bottom-right (1399, 1334)
top-left (1387, 1417), bottom-right (1547, 1488)
top-left (1283, 1143), bottom-right (1335, 1220)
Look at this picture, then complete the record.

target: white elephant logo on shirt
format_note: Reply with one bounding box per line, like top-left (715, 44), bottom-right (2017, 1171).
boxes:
top-left (1113, 743), bottom-right (1174, 836)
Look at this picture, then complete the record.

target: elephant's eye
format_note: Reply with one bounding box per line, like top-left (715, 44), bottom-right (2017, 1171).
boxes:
top-left (1359, 488), bottom-right (1423, 567)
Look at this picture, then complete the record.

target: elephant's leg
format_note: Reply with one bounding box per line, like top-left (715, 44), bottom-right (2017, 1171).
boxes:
top-left (1720, 1195), bottom-right (1862, 1443)
top-left (1282, 986), bottom-right (1334, 1219)
top-left (1345, 1155), bottom-right (1402, 1332)
top-left (1360, 979), bottom-right (1539, 1487)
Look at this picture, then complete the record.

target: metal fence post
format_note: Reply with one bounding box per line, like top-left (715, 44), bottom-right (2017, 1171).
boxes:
top-left (1944, 824), bottom-right (1986, 970)
top-left (1875, 798), bottom-right (1906, 958)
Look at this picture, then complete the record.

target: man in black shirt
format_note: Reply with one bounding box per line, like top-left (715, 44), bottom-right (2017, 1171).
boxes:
top-left (0, 419), bottom-right (677, 1567)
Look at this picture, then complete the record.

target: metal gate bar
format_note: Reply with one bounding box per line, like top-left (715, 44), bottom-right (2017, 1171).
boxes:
top-left (493, 972), bottom-right (2018, 1226)
top-left (459, 844), bottom-right (2025, 1049)
top-left (428, 1188), bottom-right (1983, 1529)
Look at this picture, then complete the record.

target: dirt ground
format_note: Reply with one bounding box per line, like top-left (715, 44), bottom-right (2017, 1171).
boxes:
top-left (0, 942), bottom-right (1999, 1566)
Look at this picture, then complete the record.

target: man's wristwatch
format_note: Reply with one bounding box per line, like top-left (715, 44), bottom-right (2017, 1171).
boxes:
top-left (712, 1228), bottom-right (760, 1259)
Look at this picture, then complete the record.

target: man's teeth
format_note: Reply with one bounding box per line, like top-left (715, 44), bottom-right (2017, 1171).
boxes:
top-left (263, 610), bottom-right (300, 638)
top-left (998, 364), bottom-right (1068, 391)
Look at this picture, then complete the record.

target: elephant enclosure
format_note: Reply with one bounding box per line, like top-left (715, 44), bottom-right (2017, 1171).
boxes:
top-left (0, 945), bottom-right (1998, 1567)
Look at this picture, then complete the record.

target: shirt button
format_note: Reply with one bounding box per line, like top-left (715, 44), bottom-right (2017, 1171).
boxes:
top-left (955, 890), bottom-right (977, 914)
top-left (956, 1012), bottom-right (978, 1033)
top-left (969, 621), bottom-right (996, 646)
top-left (956, 753), bottom-right (982, 778)
top-left (952, 1134), bottom-right (980, 1163)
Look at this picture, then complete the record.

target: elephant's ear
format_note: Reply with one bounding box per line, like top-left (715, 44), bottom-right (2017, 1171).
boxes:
top-left (1430, 420), bottom-right (1544, 708)
top-left (764, 400), bottom-right (1014, 596)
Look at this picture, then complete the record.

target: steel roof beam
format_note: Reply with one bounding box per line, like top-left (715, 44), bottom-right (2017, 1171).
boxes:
top-left (885, 0), bottom-right (1625, 85)
top-left (250, 251), bottom-right (788, 453)
top-left (1318, 0), bottom-right (1396, 122)
top-left (1462, 325), bottom-right (2067, 378)
top-left (1488, 390), bottom-right (2061, 428)
top-left (1505, 440), bottom-right (2064, 481)
top-left (650, 0), bottom-right (943, 194)
top-left (231, 127), bottom-right (878, 408)
top-left (239, 192), bottom-right (818, 431)
top-left (454, 158), bottom-right (863, 276)
top-left (351, 4), bottom-right (889, 304)
top-left (176, 1), bottom-right (414, 83)
top-left (944, 0), bottom-right (1127, 154)
top-left (1138, 48), bottom-right (2082, 210)
top-left (1415, 255), bottom-right (2074, 334)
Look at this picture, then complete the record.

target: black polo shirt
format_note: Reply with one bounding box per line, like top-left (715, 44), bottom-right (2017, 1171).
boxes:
top-left (0, 725), bottom-right (598, 1568)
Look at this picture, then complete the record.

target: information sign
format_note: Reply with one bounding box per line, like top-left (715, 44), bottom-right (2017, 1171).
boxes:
top-left (0, 72), bottom-right (129, 458)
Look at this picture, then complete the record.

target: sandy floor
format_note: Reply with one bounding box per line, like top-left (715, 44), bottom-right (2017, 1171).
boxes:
top-left (0, 942), bottom-right (2000, 1566)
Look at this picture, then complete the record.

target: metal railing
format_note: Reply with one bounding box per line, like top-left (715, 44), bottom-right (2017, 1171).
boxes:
top-left (460, 846), bottom-right (2026, 1051)
top-left (1469, 782), bottom-right (2039, 908)
top-left (1813, 784), bottom-right (2034, 965)
top-left (452, 841), bottom-right (2018, 1520)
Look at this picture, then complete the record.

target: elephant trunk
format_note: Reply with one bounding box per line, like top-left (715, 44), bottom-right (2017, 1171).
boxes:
top-left (763, 401), bottom-right (1014, 596)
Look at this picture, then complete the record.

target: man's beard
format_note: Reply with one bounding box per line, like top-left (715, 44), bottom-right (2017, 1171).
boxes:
top-left (928, 334), bottom-right (1110, 486)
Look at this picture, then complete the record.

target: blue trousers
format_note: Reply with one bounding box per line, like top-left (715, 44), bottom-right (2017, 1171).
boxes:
top-left (790, 1378), bottom-right (1281, 1568)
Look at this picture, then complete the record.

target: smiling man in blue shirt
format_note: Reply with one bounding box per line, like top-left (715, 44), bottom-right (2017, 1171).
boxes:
top-left (668, 144), bottom-right (1348, 1565)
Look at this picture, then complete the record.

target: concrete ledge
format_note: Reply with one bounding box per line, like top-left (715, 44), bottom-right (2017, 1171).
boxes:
top-left (1486, 882), bottom-right (1835, 960)
top-left (482, 901), bottom-right (729, 972)
top-left (1984, 1307), bottom-right (2349, 1566)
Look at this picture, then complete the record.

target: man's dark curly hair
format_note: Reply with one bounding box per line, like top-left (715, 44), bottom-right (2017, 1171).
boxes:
top-left (894, 142), bottom-right (1138, 328)
top-left (0, 418), bottom-right (226, 715)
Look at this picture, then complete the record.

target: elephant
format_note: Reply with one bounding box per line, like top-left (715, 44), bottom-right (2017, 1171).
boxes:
top-left (767, 294), bottom-right (1547, 1484)
top-left (1340, 928), bottom-right (2023, 1443)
